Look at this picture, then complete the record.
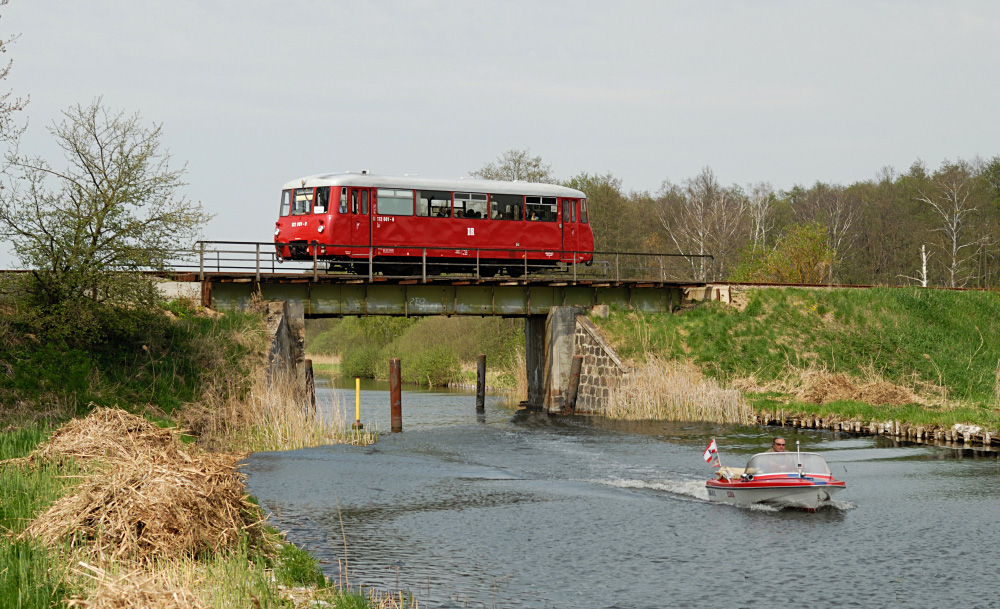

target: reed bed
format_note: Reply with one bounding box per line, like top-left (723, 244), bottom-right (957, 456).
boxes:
top-left (606, 357), bottom-right (753, 424)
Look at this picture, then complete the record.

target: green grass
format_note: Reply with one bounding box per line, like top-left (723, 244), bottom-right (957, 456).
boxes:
top-left (595, 287), bottom-right (1000, 427)
top-left (0, 426), bottom-right (80, 609)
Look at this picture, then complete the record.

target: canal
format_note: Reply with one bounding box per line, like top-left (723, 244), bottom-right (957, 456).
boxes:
top-left (245, 378), bottom-right (1000, 608)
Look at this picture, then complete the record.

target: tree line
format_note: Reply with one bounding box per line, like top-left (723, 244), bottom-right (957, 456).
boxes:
top-left (473, 150), bottom-right (1000, 289)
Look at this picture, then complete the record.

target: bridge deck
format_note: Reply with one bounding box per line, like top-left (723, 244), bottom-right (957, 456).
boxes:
top-left (181, 272), bottom-right (697, 317)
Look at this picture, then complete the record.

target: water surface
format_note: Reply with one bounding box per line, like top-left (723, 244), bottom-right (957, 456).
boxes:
top-left (246, 379), bottom-right (1000, 608)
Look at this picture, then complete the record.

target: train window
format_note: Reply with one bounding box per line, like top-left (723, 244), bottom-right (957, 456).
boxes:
top-left (314, 187), bottom-right (330, 214)
top-left (377, 189), bottom-right (414, 215)
top-left (490, 194), bottom-right (523, 220)
top-left (279, 190), bottom-right (291, 217)
top-left (454, 192), bottom-right (487, 219)
top-left (292, 188), bottom-right (313, 215)
top-left (418, 190), bottom-right (452, 218)
top-left (339, 187), bottom-right (348, 214)
top-left (563, 200), bottom-right (571, 223)
top-left (571, 200), bottom-right (577, 223)
top-left (360, 190), bottom-right (369, 215)
top-left (581, 199), bottom-right (588, 223)
top-left (525, 196), bottom-right (557, 222)
top-left (351, 190), bottom-right (358, 214)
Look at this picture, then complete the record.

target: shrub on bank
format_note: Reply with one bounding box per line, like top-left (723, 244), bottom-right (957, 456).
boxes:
top-left (307, 316), bottom-right (523, 387)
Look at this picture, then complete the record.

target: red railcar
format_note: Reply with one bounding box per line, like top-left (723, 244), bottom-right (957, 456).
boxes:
top-left (273, 172), bottom-right (594, 277)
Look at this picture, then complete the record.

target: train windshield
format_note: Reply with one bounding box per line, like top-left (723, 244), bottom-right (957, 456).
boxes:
top-left (292, 188), bottom-right (313, 215)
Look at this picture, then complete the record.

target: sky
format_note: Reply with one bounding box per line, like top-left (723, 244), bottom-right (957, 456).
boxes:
top-left (3, 1), bottom-right (1000, 265)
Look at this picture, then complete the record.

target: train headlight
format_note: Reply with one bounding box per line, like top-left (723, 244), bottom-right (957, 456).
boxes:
top-left (318, 223), bottom-right (325, 233)
top-left (274, 228), bottom-right (280, 237)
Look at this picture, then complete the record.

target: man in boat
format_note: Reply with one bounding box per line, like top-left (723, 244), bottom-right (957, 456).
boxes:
top-left (767, 437), bottom-right (787, 452)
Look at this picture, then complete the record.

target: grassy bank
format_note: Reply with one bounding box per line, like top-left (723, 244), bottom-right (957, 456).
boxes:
top-left (593, 287), bottom-right (1000, 429)
top-left (0, 301), bottom-right (409, 608)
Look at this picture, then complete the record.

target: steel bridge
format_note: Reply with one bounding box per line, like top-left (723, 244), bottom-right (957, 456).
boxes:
top-left (158, 241), bottom-right (710, 413)
top-left (166, 241), bottom-right (709, 316)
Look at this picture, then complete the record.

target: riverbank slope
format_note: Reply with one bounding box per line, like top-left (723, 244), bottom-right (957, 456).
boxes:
top-left (0, 300), bottom-right (401, 608)
top-left (591, 286), bottom-right (1000, 438)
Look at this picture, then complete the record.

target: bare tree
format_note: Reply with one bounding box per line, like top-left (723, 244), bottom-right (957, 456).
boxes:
top-left (744, 181), bottom-right (776, 251)
top-left (0, 0), bottom-right (28, 159)
top-left (915, 161), bottom-right (980, 288)
top-left (470, 149), bottom-right (555, 183)
top-left (657, 167), bottom-right (746, 281)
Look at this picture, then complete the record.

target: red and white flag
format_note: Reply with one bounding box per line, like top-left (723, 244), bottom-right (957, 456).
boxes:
top-left (703, 439), bottom-right (720, 467)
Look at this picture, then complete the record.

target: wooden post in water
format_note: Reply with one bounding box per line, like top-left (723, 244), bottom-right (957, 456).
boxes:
top-left (565, 355), bottom-right (583, 414)
top-left (304, 359), bottom-right (316, 415)
top-left (352, 377), bottom-right (364, 429)
top-left (476, 354), bottom-right (486, 413)
top-left (390, 358), bottom-right (402, 433)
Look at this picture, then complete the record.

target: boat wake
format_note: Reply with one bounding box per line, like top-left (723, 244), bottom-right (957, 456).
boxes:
top-left (595, 477), bottom-right (709, 501)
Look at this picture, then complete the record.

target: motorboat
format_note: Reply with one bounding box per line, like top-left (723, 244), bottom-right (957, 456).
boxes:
top-left (705, 450), bottom-right (846, 511)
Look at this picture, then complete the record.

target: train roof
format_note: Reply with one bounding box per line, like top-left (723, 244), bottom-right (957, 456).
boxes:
top-left (282, 173), bottom-right (587, 198)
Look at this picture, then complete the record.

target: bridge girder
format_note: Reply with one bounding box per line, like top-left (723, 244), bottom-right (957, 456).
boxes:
top-left (206, 279), bottom-right (682, 317)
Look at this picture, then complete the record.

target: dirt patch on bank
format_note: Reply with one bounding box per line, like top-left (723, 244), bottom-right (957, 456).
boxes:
top-left (733, 369), bottom-right (922, 406)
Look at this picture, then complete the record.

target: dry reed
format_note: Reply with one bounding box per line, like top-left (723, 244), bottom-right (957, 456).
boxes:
top-left (606, 357), bottom-right (753, 423)
top-left (67, 562), bottom-right (206, 609)
top-left (21, 408), bottom-right (267, 566)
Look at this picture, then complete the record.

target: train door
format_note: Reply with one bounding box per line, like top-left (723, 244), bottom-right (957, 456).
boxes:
top-left (348, 187), bottom-right (373, 256)
top-left (561, 198), bottom-right (580, 261)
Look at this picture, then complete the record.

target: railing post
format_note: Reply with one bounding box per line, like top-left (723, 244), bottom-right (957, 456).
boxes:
top-left (615, 252), bottom-right (620, 283)
top-left (422, 248), bottom-right (427, 283)
top-left (476, 249), bottom-right (480, 279)
top-left (573, 256), bottom-right (577, 283)
top-left (659, 255), bottom-right (663, 283)
top-left (255, 243), bottom-right (261, 281)
top-left (312, 241), bottom-right (318, 281)
top-left (523, 251), bottom-right (528, 280)
top-left (198, 242), bottom-right (205, 281)
top-left (369, 246), bottom-right (373, 281)
top-left (216, 250), bottom-right (220, 273)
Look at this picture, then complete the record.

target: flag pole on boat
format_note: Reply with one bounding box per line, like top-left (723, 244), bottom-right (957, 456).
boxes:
top-left (703, 438), bottom-right (721, 468)
top-left (796, 440), bottom-right (803, 477)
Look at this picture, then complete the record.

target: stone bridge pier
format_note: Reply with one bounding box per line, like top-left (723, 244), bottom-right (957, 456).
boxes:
top-left (525, 305), bottom-right (626, 414)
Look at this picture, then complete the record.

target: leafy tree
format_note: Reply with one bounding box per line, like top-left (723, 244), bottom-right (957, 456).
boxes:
top-left (471, 149), bottom-right (555, 183)
top-left (730, 222), bottom-right (836, 284)
top-left (0, 100), bottom-right (211, 309)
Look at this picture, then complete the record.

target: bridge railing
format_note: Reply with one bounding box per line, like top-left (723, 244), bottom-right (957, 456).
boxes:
top-left (165, 241), bottom-right (711, 283)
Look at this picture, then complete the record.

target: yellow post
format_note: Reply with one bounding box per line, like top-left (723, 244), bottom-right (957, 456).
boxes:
top-left (352, 377), bottom-right (363, 429)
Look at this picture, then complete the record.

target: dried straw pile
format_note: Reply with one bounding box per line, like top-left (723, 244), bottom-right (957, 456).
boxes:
top-left (68, 563), bottom-right (206, 609)
top-left (23, 407), bottom-right (266, 565)
top-left (794, 370), bottom-right (920, 406)
top-left (34, 407), bottom-right (186, 467)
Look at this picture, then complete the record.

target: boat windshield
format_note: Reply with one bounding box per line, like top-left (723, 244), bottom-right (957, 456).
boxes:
top-left (745, 453), bottom-right (832, 476)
